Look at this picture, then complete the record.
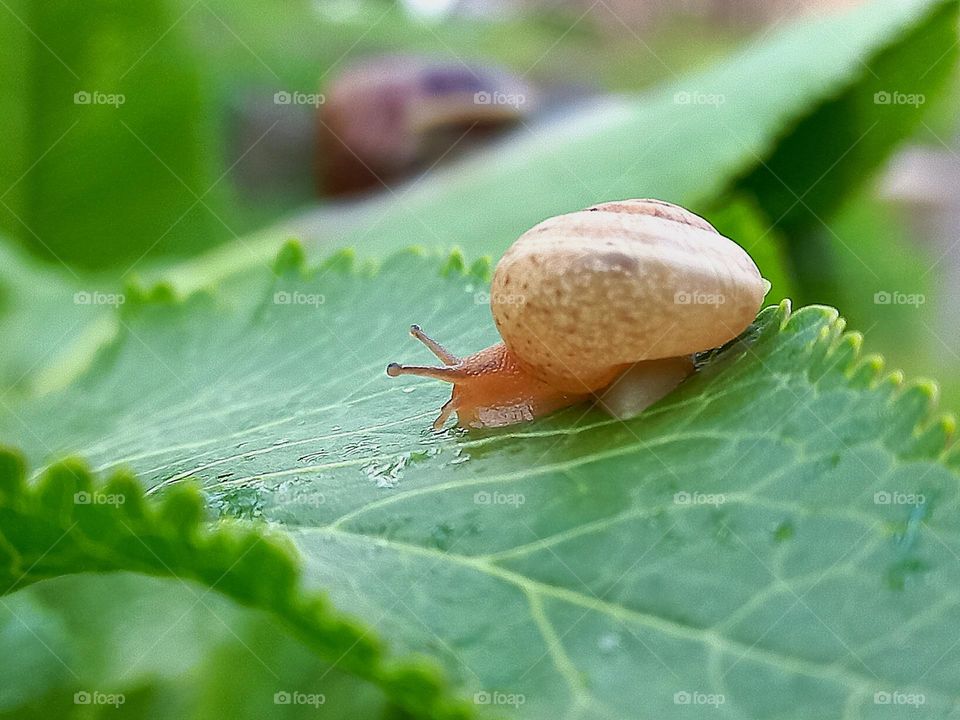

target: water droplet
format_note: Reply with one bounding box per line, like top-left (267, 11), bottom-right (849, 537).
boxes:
top-left (772, 521), bottom-right (794, 543)
top-left (598, 633), bottom-right (621, 654)
top-left (409, 447), bottom-right (440, 461)
top-left (886, 557), bottom-right (928, 591)
top-left (402, 387), bottom-right (416, 394)
top-left (207, 486), bottom-right (263, 520)
top-left (362, 456), bottom-right (408, 488)
top-left (449, 447), bottom-right (471, 465)
top-left (895, 501), bottom-right (928, 552)
top-left (431, 523), bottom-right (455, 550)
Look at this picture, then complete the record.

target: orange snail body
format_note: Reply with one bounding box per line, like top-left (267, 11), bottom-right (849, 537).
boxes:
top-left (387, 199), bottom-right (768, 429)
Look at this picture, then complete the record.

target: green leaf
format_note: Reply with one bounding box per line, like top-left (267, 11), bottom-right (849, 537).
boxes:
top-left (0, 241), bottom-right (115, 397)
top-left (0, 0), bottom-right (224, 268)
top-left (2, 248), bottom-right (958, 717)
top-left (0, 447), bottom-right (472, 719)
top-left (0, 573), bottom-right (396, 719)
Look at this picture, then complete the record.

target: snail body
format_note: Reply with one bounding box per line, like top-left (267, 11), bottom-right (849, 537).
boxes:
top-left (388, 199), bottom-right (767, 429)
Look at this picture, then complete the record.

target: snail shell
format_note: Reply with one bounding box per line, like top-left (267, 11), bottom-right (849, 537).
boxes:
top-left (490, 199), bottom-right (766, 393)
top-left (387, 198), bottom-right (767, 429)
top-left (319, 55), bottom-right (534, 197)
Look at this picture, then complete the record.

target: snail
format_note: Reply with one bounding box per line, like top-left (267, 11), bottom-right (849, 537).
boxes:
top-left (387, 199), bottom-right (767, 429)
top-left (318, 56), bottom-right (534, 197)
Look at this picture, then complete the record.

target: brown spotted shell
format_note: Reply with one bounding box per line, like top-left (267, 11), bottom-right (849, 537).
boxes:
top-left (489, 199), bottom-right (767, 393)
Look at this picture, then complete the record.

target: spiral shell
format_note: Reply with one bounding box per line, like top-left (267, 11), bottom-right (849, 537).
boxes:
top-left (489, 199), bottom-right (766, 393)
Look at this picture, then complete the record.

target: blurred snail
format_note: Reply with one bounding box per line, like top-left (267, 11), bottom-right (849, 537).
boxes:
top-left (387, 199), bottom-right (768, 429)
top-left (318, 55), bottom-right (535, 196)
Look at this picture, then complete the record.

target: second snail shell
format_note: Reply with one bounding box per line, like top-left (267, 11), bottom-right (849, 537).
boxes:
top-left (490, 199), bottom-right (767, 393)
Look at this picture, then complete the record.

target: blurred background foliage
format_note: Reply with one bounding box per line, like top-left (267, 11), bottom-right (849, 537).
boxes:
top-left (1, 573), bottom-right (393, 719)
top-left (0, 0), bottom-right (745, 268)
top-left (2, 0), bottom-right (958, 407)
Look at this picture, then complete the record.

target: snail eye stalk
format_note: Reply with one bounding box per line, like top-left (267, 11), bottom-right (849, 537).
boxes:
top-left (386, 325), bottom-right (468, 382)
top-left (387, 325), bottom-right (470, 429)
top-left (386, 362), bottom-right (464, 382)
top-left (409, 325), bottom-right (460, 365)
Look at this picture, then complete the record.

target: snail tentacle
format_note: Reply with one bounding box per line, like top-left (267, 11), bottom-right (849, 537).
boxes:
top-left (409, 324), bottom-right (460, 365)
top-left (385, 363), bottom-right (465, 382)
